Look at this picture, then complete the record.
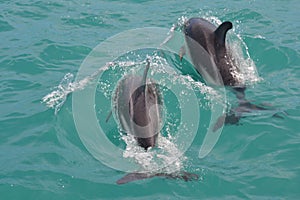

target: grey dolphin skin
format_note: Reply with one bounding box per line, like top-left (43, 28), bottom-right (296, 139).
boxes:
top-left (183, 17), bottom-right (237, 87)
top-left (182, 17), bottom-right (267, 128)
top-left (113, 60), bottom-right (198, 184)
top-left (113, 60), bottom-right (162, 150)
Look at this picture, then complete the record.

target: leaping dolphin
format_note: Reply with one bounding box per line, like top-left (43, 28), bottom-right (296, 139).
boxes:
top-left (111, 59), bottom-right (198, 184)
top-left (113, 59), bottom-right (162, 150)
top-left (181, 17), bottom-right (267, 127)
top-left (183, 17), bottom-right (238, 87)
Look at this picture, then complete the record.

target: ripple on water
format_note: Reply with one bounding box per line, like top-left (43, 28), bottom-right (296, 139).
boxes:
top-left (0, 19), bottom-right (14, 32)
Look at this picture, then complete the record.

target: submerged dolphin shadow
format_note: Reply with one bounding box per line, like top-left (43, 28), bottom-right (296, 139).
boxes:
top-left (107, 59), bottom-right (199, 184)
top-left (180, 17), bottom-right (277, 130)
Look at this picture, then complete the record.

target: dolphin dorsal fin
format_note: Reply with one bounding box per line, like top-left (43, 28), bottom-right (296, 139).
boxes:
top-left (214, 21), bottom-right (233, 46)
top-left (131, 59), bottom-right (151, 102)
top-left (142, 59), bottom-right (151, 86)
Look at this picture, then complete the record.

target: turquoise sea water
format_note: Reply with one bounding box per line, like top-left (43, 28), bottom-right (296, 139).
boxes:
top-left (1, 0), bottom-right (300, 199)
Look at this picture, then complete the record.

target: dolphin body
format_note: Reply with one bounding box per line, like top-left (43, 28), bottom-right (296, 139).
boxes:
top-left (183, 17), bottom-right (241, 89)
top-left (113, 60), bottom-right (162, 150)
top-left (182, 18), bottom-right (266, 127)
top-left (112, 60), bottom-right (199, 184)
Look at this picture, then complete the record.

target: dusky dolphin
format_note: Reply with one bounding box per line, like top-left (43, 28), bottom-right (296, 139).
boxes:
top-left (183, 17), bottom-right (237, 87)
top-left (181, 17), bottom-right (267, 128)
top-left (111, 60), bottom-right (199, 184)
top-left (113, 60), bottom-right (162, 150)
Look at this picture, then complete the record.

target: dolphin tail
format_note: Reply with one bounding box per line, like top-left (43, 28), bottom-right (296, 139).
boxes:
top-left (233, 87), bottom-right (268, 113)
top-left (213, 102), bottom-right (267, 132)
top-left (116, 173), bottom-right (152, 184)
top-left (213, 87), bottom-right (270, 131)
top-left (214, 98), bottom-right (281, 131)
top-left (213, 111), bottom-right (241, 132)
top-left (116, 171), bottom-right (199, 185)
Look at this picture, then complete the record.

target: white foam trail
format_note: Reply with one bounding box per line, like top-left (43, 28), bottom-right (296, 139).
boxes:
top-left (230, 35), bottom-right (262, 85)
top-left (42, 73), bottom-right (74, 114)
top-left (42, 61), bottom-right (148, 114)
top-left (42, 62), bottom-right (115, 114)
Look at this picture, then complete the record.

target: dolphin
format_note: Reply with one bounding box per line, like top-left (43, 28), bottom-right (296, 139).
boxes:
top-left (183, 18), bottom-right (237, 87)
top-left (113, 59), bottom-right (162, 150)
top-left (181, 17), bottom-right (267, 127)
top-left (111, 60), bottom-right (199, 184)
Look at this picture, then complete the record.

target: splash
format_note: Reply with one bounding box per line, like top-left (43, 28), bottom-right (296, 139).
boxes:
top-left (122, 132), bottom-right (186, 174)
top-left (205, 15), bottom-right (262, 86)
top-left (146, 54), bottom-right (224, 108)
top-left (42, 62), bottom-right (115, 114)
top-left (230, 35), bottom-right (262, 85)
top-left (42, 60), bottom-right (154, 114)
top-left (42, 73), bottom-right (75, 115)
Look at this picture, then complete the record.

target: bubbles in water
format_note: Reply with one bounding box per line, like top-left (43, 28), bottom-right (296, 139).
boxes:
top-left (121, 130), bottom-right (186, 174)
top-left (229, 35), bottom-right (262, 85)
top-left (176, 16), bottom-right (189, 28)
top-left (42, 73), bottom-right (75, 114)
top-left (205, 16), bottom-right (222, 26)
top-left (42, 62), bottom-right (129, 114)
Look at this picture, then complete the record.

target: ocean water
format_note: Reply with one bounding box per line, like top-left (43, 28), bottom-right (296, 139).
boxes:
top-left (1, 0), bottom-right (300, 199)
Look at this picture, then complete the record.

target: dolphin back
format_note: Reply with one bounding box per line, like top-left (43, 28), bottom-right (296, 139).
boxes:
top-left (114, 62), bottom-right (162, 150)
top-left (184, 17), bottom-right (240, 86)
